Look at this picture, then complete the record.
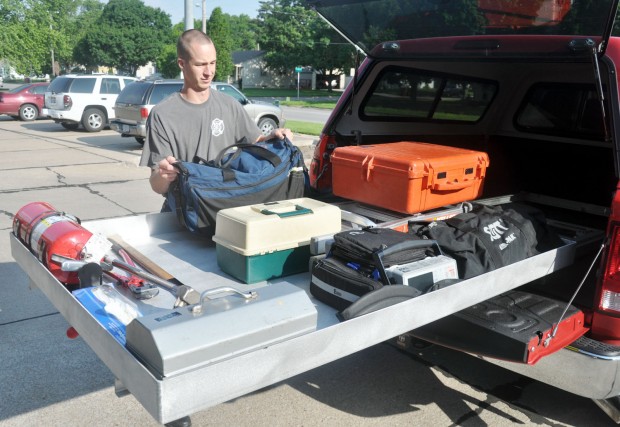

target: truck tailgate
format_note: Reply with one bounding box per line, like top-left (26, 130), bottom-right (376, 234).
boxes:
top-left (10, 211), bottom-right (578, 424)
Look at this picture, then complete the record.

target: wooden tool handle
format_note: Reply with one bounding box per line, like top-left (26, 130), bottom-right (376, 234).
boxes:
top-left (108, 234), bottom-right (175, 281)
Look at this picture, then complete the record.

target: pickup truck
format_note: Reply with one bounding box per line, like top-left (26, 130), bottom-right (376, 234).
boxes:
top-left (10, 1), bottom-right (620, 425)
top-left (306, 0), bottom-right (620, 422)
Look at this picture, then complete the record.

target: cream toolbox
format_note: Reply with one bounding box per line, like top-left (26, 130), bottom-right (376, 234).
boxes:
top-left (212, 198), bottom-right (342, 283)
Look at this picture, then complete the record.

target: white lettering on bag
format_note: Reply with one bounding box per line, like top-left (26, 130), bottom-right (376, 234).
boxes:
top-left (483, 220), bottom-right (510, 241)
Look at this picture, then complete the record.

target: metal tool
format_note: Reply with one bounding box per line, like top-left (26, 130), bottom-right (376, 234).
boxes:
top-left (103, 256), bottom-right (201, 308)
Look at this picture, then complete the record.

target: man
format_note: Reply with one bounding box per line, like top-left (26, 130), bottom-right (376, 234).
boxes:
top-left (140, 29), bottom-right (292, 196)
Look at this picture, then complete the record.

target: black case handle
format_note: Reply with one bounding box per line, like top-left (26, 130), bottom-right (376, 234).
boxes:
top-left (372, 239), bottom-right (441, 287)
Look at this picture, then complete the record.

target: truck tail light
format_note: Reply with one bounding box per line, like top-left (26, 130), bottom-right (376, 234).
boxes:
top-left (591, 185), bottom-right (620, 343)
top-left (601, 223), bottom-right (620, 311)
top-left (140, 107), bottom-right (149, 120)
top-left (63, 95), bottom-right (72, 109)
top-left (309, 133), bottom-right (335, 193)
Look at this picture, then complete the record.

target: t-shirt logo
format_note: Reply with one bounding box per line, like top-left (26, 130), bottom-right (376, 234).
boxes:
top-left (211, 118), bottom-right (224, 136)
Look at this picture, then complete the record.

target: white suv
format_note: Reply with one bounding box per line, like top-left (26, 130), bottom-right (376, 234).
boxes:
top-left (43, 74), bottom-right (137, 132)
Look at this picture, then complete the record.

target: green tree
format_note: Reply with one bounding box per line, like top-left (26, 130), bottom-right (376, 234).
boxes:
top-left (227, 14), bottom-right (260, 51)
top-left (156, 22), bottom-right (185, 79)
top-left (257, 0), bottom-right (317, 72)
top-left (73, 0), bottom-right (171, 75)
top-left (0, 0), bottom-right (91, 76)
top-left (208, 7), bottom-right (234, 80)
top-left (257, 0), bottom-right (356, 90)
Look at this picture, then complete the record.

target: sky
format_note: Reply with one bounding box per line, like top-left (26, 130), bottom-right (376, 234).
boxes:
top-left (141, 0), bottom-right (263, 24)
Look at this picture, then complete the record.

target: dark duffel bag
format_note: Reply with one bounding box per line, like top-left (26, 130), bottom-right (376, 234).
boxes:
top-left (331, 228), bottom-right (436, 269)
top-left (166, 137), bottom-right (306, 237)
top-left (410, 203), bottom-right (559, 279)
top-left (310, 235), bottom-right (437, 313)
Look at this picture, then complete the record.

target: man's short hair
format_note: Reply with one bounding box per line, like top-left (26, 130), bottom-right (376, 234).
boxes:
top-left (177, 29), bottom-right (213, 61)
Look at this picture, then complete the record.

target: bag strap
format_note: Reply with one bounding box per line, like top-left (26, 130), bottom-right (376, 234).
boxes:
top-left (215, 142), bottom-right (282, 169)
top-left (170, 162), bottom-right (189, 230)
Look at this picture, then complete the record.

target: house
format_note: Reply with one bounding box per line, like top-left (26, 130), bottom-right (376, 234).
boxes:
top-left (232, 50), bottom-right (307, 89)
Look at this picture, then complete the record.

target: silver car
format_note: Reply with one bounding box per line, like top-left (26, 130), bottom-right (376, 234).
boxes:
top-left (111, 79), bottom-right (285, 145)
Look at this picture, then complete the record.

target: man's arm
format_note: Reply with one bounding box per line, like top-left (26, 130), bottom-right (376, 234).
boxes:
top-left (149, 156), bottom-right (179, 194)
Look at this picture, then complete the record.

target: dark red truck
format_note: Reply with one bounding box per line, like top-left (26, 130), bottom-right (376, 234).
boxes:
top-left (307, 0), bottom-right (620, 421)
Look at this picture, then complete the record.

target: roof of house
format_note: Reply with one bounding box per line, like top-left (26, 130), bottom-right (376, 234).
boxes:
top-left (232, 50), bottom-right (266, 65)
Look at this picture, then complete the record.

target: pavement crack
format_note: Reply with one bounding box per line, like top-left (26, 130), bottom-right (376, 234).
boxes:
top-left (50, 167), bottom-right (68, 185)
top-left (0, 311), bottom-right (60, 326)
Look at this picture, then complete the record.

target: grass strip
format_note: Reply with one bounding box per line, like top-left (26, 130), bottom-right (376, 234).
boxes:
top-left (286, 120), bottom-right (324, 136)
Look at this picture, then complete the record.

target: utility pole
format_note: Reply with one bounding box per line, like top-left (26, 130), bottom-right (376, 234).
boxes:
top-left (202, 0), bottom-right (207, 33)
top-left (184, 0), bottom-right (193, 31)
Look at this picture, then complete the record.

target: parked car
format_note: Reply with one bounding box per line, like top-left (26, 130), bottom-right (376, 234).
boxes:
top-left (308, 0), bottom-right (620, 422)
top-left (0, 82), bottom-right (48, 121)
top-left (110, 79), bottom-right (183, 144)
top-left (211, 82), bottom-right (285, 136)
top-left (43, 74), bottom-right (137, 132)
top-left (111, 80), bottom-right (284, 145)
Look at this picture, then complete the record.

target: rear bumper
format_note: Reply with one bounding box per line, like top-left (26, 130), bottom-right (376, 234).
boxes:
top-left (483, 336), bottom-right (620, 400)
top-left (43, 108), bottom-right (79, 123)
top-left (110, 120), bottom-right (146, 137)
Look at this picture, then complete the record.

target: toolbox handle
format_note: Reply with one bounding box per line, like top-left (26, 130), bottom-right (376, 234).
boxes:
top-left (372, 239), bottom-right (442, 287)
top-left (193, 287), bottom-right (258, 314)
top-left (433, 180), bottom-right (475, 191)
top-left (260, 205), bottom-right (313, 218)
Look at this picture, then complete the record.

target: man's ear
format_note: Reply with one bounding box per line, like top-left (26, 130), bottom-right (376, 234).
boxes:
top-left (177, 58), bottom-right (184, 70)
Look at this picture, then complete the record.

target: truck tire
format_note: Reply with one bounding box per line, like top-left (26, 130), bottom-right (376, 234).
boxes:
top-left (82, 108), bottom-right (106, 132)
top-left (258, 117), bottom-right (277, 136)
top-left (135, 137), bottom-right (145, 145)
top-left (19, 104), bottom-right (38, 121)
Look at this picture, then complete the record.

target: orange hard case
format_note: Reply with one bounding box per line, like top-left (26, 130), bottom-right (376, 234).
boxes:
top-left (330, 141), bottom-right (489, 214)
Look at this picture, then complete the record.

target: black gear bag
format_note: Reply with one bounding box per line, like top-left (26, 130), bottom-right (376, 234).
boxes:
top-left (410, 203), bottom-right (561, 279)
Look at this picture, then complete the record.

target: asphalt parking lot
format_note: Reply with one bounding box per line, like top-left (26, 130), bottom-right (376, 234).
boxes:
top-left (0, 117), bottom-right (615, 426)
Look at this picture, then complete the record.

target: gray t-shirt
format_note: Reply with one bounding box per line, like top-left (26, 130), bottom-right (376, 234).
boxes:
top-left (139, 90), bottom-right (262, 168)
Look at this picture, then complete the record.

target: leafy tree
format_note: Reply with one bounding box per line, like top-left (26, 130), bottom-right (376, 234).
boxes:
top-left (257, 0), bottom-right (356, 90)
top-left (257, 0), bottom-right (317, 72)
top-left (227, 14), bottom-right (260, 51)
top-left (156, 22), bottom-right (185, 79)
top-left (73, 0), bottom-right (171, 75)
top-left (0, 0), bottom-right (89, 76)
top-left (208, 7), bottom-right (234, 80)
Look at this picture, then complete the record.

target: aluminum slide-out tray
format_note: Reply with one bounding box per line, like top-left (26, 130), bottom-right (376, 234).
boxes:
top-left (10, 211), bottom-right (577, 424)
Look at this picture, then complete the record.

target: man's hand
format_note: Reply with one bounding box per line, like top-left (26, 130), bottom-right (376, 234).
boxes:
top-left (257, 128), bottom-right (293, 142)
top-left (150, 155), bottom-right (179, 194)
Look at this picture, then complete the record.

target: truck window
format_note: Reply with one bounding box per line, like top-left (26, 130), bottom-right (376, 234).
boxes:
top-left (360, 67), bottom-right (497, 123)
top-left (515, 83), bottom-right (608, 141)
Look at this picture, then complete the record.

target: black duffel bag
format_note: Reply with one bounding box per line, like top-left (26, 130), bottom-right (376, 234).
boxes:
top-left (410, 203), bottom-right (561, 279)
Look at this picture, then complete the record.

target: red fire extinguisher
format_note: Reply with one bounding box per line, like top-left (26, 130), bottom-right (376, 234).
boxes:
top-left (12, 202), bottom-right (108, 285)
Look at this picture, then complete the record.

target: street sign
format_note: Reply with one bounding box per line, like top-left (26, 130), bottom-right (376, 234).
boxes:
top-left (295, 67), bottom-right (302, 99)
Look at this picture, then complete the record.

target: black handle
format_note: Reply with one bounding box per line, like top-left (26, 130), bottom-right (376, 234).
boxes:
top-left (215, 143), bottom-right (282, 169)
top-left (372, 239), bottom-right (441, 287)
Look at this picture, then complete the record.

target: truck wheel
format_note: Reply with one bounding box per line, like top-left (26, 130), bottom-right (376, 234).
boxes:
top-left (19, 104), bottom-right (38, 121)
top-left (82, 108), bottom-right (106, 132)
top-left (60, 122), bottom-right (80, 130)
top-left (258, 117), bottom-right (277, 136)
top-left (135, 137), bottom-right (145, 145)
